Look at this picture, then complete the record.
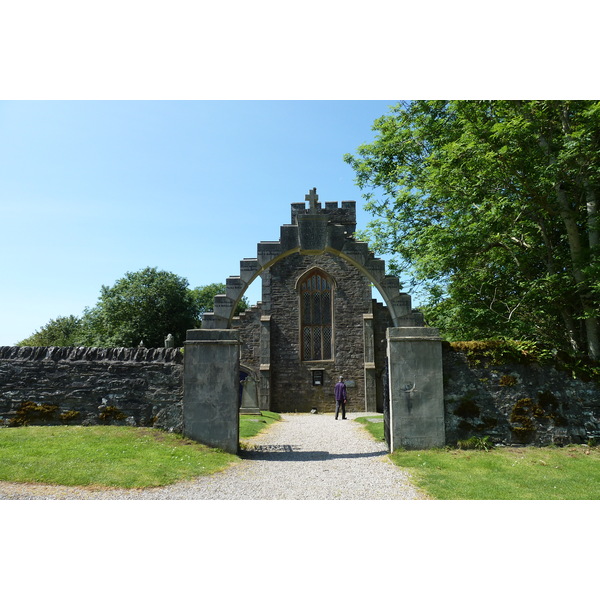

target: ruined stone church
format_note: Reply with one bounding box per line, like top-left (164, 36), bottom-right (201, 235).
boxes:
top-left (201, 188), bottom-right (424, 414)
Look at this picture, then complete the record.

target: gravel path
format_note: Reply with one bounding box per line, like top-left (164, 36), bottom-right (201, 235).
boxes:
top-left (0, 413), bottom-right (427, 500)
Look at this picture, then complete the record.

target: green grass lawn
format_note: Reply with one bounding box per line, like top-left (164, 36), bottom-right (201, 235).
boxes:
top-left (0, 425), bottom-right (239, 488)
top-left (355, 416), bottom-right (600, 500)
top-left (390, 445), bottom-right (600, 500)
top-left (239, 411), bottom-right (281, 439)
top-left (0, 412), bottom-right (281, 489)
top-left (354, 415), bottom-right (385, 442)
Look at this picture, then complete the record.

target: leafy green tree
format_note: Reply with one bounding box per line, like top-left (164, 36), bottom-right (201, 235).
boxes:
top-left (345, 100), bottom-right (600, 358)
top-left (17, 315), bottom-right (83, 347)
top-left (190, 283), bottom-right (250, 325)
top-left (80, 267), bottom-right (198, 348)
top-left (17, 273), bottom-right (252, 348)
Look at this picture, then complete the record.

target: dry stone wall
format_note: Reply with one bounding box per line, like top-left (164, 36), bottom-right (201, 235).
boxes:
top-left (0, 346), bottom-right (183, 431)
top-left (2, 342), bottom-right (599, 448)
top-left (443, 345), bottom-right (600, 446)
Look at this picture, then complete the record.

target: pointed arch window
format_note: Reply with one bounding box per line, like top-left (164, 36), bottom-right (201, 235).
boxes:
top-left (299, 269), bottom-right (333, 361)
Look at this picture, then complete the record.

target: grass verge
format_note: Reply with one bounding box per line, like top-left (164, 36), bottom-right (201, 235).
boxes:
top-left (239, 411), bottom-right (281, 439)
top-left (354, 415), bottom-right (385, 442)
top-left (0, 411), bottom-right (282, 489)
top-left (390, 445), bottom-right (600, 500)
top-left (354, 416), bottom-right (600, 499)
top-left (0, 426), bottom-right (239, 489)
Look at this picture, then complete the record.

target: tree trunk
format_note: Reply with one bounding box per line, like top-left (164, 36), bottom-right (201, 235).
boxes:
top-left (584, 315), bottom-right (600, 359)
top-left (584, 185), bottom-right (600, 359)
top-left (586, 186), bottom-right (599, 250)
top-left (554, 185), bottom-right (600, 359)
top-left (537, 115), bottom-right (599, 360)
top-left (560, 308), bottom-right (582, 354)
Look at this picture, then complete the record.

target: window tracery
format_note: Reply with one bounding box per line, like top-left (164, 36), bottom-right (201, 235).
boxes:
top-left (299, 269), bottom-right (333, 361)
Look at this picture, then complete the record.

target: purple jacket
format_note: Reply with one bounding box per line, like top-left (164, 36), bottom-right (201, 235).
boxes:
top-left (334, 381), bottom-right (347, 402)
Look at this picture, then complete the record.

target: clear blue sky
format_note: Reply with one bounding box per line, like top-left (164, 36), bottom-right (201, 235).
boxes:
top-left (2, 7), bottom-right (593, 347)
top-left (0, 100), bottom-right (401, 345)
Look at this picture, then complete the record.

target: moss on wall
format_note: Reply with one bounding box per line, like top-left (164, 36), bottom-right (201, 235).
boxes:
top-left (444, 344), bottom-right (600, 446)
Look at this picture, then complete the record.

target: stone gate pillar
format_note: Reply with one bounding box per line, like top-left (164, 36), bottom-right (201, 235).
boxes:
top-left (386, 327), bottom-right (445, 451)
top-left (183, 329), bottom-right (240, 454)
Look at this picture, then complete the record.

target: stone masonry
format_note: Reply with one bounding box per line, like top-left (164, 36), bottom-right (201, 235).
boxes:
top-left (203, 189), bottom-right (422, 414)
top-left (0, 346), bottom-right (183, 431)
top-left (443, 344), bottom-right (600, 446)
top-left (267, 252), bottom-right (371, 413)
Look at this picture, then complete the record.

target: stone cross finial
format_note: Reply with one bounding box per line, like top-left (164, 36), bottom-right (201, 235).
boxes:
top-left (305, 187), bottom-right (319, 213)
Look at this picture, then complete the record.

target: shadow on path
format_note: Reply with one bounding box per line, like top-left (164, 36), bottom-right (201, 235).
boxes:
top-left (239, 445), bottom-right (388, 462)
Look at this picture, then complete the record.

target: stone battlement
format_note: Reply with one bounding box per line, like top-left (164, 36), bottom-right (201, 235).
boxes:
top-left (290, 188), bottom-right (356, 234)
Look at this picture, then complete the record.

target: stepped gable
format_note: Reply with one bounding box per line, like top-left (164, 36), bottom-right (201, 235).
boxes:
top-left (202, 188), bottom-right (419, 328)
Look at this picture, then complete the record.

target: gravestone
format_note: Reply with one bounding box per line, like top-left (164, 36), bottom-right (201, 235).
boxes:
top-left (240, 375), bottom-right (261, 415)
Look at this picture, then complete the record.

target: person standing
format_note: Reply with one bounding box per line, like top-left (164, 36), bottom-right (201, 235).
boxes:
top-left (334, 376), bottom-right (347, 420)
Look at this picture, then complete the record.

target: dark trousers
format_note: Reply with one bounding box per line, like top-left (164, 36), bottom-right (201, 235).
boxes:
top-left (335, 400), bottom-right (346, 419)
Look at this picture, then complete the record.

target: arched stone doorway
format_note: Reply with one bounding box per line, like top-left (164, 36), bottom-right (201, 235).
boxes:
top-left (183, 189), bottom-right (445, 453)
top-left (202, 188), bottom-right (421, 414)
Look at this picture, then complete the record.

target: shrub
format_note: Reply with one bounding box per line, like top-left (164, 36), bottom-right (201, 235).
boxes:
top-left (457, 435), bottom-right (493, 451)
